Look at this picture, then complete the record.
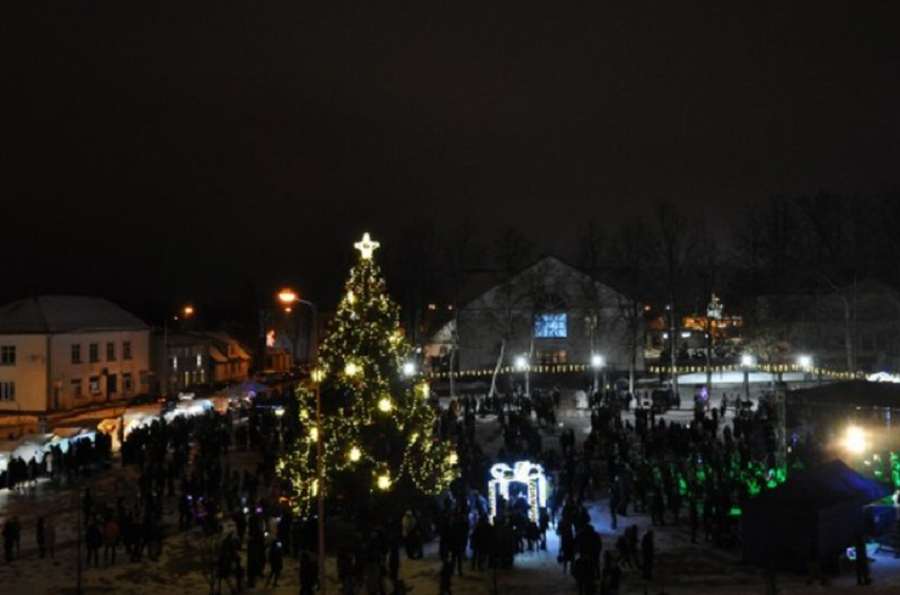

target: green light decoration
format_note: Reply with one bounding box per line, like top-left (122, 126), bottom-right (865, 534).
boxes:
top-left (277, 233), bottom-right (457, 517)
top-left (748, 478), bottom-right (761, 497)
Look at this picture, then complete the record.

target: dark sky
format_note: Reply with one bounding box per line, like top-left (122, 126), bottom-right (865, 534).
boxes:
top-left (4, 1), bottom-right (899, 314)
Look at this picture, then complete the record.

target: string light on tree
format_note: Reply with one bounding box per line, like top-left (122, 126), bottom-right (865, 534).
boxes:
top-left (278, 232), bottom-right (457, 519)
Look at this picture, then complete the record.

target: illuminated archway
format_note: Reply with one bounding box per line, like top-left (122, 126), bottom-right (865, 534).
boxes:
top-left (488, 461), bottom-right (548, 524)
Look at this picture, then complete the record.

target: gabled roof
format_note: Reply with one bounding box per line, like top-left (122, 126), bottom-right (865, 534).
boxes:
top-left (461, 255), bottom-right (625, 309)
top-left (0, 296), bottom-right (148, 334)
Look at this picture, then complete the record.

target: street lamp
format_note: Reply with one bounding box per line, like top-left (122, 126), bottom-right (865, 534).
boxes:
top-left (741, 354), bottom-right (756, 402)
top-left (797, 354), bottom-right (816, 385)
top-left (515, 355), bottom-right (529, 398)
top-left (591, 353), bottom-right (605, 396)
top-left (278, 288), bottom-right (318, 367)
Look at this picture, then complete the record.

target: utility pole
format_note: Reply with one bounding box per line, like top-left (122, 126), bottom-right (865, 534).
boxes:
top-left (668, 303), bottom-right (677, 398)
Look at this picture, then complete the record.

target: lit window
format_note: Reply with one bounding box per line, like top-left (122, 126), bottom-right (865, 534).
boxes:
top-left (534, 313), bottom-right (567, 338)
top-left (536, 350), bottom-right (568, 365)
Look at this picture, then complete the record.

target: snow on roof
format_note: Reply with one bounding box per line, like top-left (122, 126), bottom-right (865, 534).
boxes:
top-left (0, 296), bottom-right (148, 334)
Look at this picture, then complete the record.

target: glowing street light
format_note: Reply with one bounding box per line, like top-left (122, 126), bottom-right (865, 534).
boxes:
top-left (514, 355), bottom-right (530, 398)
top-left (741, 354), bottom-right (756, 401)
top-left (591, 353), bottom-right (605, 395)
top-left (797, 354), bottom-right (813, 370)
top-left (277, 288), bottom-right (318, 365)
top-left (402, 361), bottom-right (416, 377)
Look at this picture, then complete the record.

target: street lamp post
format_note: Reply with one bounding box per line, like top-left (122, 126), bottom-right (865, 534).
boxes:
top-left (515, 355), bottom-right (529, 401)
top-left (591, 353), bottom-right (605, 398)
top-left (741, 354), bottom-right (755, 402)
top-left (666, 304), bottom-right (677, 398)
top-left (279, 288), bottom-right (324, 592)
top-left (310, 367), bottom-right (326, 595)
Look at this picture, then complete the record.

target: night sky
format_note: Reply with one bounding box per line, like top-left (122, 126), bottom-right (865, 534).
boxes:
top-left (4, 1), bottom-right (899, 315)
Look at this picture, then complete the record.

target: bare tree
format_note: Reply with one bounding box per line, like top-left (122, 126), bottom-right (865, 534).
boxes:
top-left (610, 216), bottom-right (655, 394)
top-left (486, 227), bottom-right (533, 399)
top-left (652, 201), bottom-right (704, 394)
top-left (438, 218), bottom-right (484, 398)
top-left (577, 220), bottom-right (609, 391)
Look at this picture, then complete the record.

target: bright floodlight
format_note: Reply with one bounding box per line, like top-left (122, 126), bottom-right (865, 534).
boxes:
top-left (402, 362), bottom-right (416, 377)
top-left (844, 426), bottom-right (866, 454)
top-left (591, 354), bottom-right (605, 368)
top-left (741, 354), bottom-right (755, 367)
top-left (515, 356), bottom-right (528, 370)
top-left (798, 355), bottom-right (813, 369)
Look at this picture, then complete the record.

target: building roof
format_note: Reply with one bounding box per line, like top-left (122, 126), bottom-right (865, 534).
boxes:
top-left (0, 296), bottom-right (148, 334)
top-left (751, 459), bottom-right (891, 509)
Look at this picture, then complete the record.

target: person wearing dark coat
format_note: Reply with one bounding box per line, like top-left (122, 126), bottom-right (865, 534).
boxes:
top-left (300, 550), bottom-right (318, 595)
top-left (641, 530), bottom-right (654, 581)
top-left (86, 519), bottom-right (103, 568)
top-left (36, 517), bottom-right (47, 558)
top-left (855, 532), bottom-right (871, 585)
top-left (265, 541), bottom-right (284, 587)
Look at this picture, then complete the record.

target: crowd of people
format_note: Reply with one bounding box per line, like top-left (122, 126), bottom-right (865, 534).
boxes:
top-left (0, 377), bottom-right (862, 594)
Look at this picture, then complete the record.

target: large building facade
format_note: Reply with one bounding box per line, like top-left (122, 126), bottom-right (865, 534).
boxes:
top-left (430, 256), bottom-right (644, 376)
top-left (0, 296), bottom-right (151, 413)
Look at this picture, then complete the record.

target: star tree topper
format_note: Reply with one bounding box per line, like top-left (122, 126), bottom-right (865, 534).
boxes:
top-left (354, 232), bottom-right (380, 260)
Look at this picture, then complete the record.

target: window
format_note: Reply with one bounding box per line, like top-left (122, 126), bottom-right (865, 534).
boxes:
top-left (122, 373), bottom-right (133, 393)
top-left (89, 344), bottom-right (99, 363)
top-left (536, 350), bottom-right (568, 365)
top-left (71, 378), bottom-right (83, 398)
top-left (106, 342), bottom-right (116, 361)
top-left (0, 345), bottom-right (15, 366)
top-left (89, 376), bottom-right (101, 395)
top-left (534, 313), bottom-right (567, 338)
top-left (0, 381), bottom-right (14, 401)
top-left (72, 344), bottom-right (82, 364)
top-left (123, 341), bottom-right (132, 360)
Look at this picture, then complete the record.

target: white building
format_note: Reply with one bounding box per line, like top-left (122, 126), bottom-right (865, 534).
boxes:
top-left (0, 296), bottom-right (151, 413)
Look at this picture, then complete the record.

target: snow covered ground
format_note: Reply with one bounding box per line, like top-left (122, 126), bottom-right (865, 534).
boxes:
top-left (1, 391), bottom-right (899, 594)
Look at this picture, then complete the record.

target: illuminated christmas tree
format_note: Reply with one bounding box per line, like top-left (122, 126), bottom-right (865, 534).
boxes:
top-left (278, 233), bottom-right (456, 520)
